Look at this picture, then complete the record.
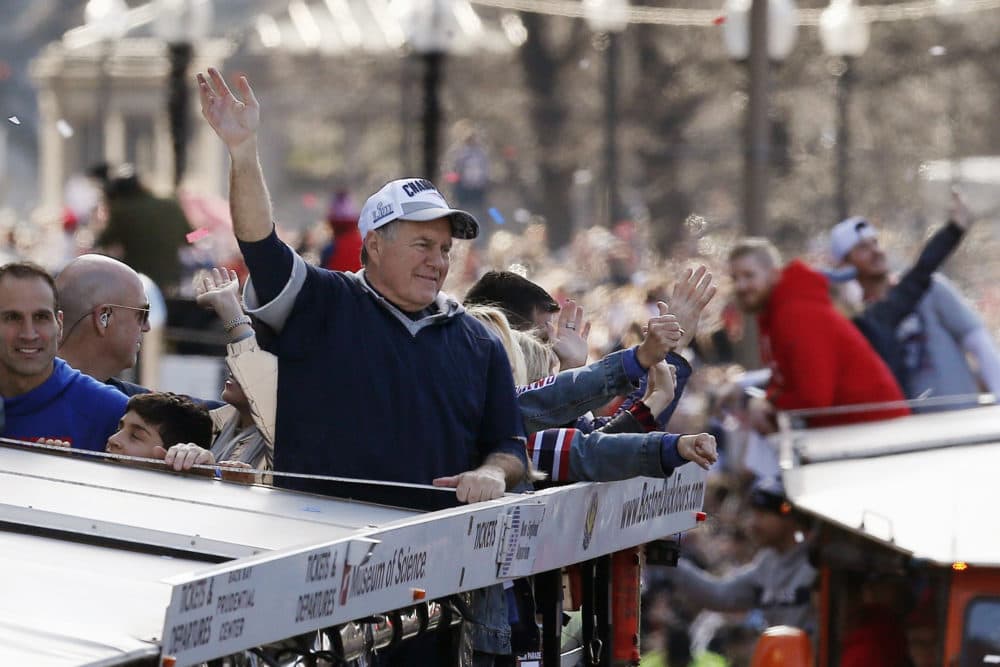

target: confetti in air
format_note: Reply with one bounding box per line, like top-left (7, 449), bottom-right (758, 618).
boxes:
top-left (713, 16), bottom-right (726, 25)
top-left (685, 214), bottom-right (707, 235)
top-left (186, 228), bottom-right (211, 244)
top-left (56, 119), bottom-right (73, 138)
top-left (489, 207), bottom-right (505, 225)
top-left (7, 116), bottom-right (19, 125)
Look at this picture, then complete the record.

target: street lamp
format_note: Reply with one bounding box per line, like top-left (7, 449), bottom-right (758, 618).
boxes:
top-left (84, 0), bottom-right (129, 165)
top-left (722, 0), bottom-right (798, 236)
top-left (583, 0), bottom-right (629, 228)
top-left (398, 0), bottom-right (456, 180)
top-left (819, 0), bottom-right (869, 221)
top-left (154, 0), bottom-right (214, 189)
top-left (934, 0), bottom-right (968, 186)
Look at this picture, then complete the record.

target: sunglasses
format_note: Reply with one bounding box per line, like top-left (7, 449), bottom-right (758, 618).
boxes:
top-left (105, 303), bottom-right (151, 327)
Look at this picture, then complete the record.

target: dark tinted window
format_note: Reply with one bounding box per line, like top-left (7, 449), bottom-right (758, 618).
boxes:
top-left (962, 598), bottom-right (1000, 666)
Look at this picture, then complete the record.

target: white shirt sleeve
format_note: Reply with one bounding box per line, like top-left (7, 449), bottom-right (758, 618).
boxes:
top-left (226, 335), bottom-right (278, 447)
top-left (241, 251), bottom-right (309, 334)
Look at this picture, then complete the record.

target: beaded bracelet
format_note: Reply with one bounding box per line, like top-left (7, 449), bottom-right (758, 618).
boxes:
top-left (223, 314), bottom-right (252, 333)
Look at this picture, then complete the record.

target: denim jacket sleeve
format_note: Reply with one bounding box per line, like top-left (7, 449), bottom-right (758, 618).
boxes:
top-left (526, 428), bottom-right (671, 482)
top-left (517, 349), bottom-right (639, 433)
top-left (617, 351), bottom-right (692, 428)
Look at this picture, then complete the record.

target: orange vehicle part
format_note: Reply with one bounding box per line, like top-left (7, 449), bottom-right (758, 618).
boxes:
top-left (749, 626), bottom-right (813, 667)
top-left (943, 566), bottom-right (1000, 665)
top-left (611, 547), bottom-right (641, 665)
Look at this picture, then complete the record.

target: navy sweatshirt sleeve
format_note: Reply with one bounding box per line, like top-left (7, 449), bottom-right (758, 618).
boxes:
top-left (238, 226), bottom-right (296, 305)
top-left (864, 221), bottom-right (964, 330)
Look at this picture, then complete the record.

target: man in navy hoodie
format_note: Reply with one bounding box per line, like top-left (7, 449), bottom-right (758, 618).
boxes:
top-left (198, 67), bottom-right (535, 665)
top-left (0, 262), bottom-right (127, 452)
top-left (198, 67), bottom-right (527, 503)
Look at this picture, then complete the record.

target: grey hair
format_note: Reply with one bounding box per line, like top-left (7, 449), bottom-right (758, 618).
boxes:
top-left (360, 221), bottom-right (399, 266)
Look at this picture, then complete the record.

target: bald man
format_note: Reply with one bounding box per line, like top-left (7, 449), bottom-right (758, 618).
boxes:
top-left (57, 254), bottom-right (151, 396)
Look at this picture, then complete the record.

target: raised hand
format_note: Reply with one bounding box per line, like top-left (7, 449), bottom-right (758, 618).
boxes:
top-left (547, 300), bottom-right (591, 370)
top-left (677, 433), bottom-right (718, 470)
top-left (636, 301), bottom-right (683, 368)
top-left (195, 267), bottom-right (243, 320)
top-left (669, 265), bottom-right (717, 351)
top-left (948, 189), bottom-right (973, 231)
top-left (197, 67), bottom-right (260, 152)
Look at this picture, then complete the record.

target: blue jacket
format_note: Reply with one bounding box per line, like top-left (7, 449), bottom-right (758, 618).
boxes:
top-left (3, 358), bottom-right (128, 452)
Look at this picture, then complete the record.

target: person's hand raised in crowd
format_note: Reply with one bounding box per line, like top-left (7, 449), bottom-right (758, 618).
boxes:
top-left (676, 433), bottom-right (718, 470)
top-left (197, 67), bottom-right (260, 153)
top-left (948, 188), bottom-right (973, 231)
top-left (163, 443), bottom-right (216, 472)
top-left (642, 360), bottom-right (677, 416)
top-left (432, 466), bottom-right (506, 504)
top-left (636, 302), bottom-right (683, 369)
top-left (669, 265), bottom-right (717, 351)
top-left (547, 300), bottom-right (591, 370)
top-left (195, 267), bottom-right (244, 321)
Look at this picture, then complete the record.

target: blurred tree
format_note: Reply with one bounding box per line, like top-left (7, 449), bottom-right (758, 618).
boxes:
top-left (518, 12), bottom-right (587, 252)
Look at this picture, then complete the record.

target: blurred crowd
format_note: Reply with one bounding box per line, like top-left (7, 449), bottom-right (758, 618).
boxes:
top-left (2, 65), bottom-right (998, 667)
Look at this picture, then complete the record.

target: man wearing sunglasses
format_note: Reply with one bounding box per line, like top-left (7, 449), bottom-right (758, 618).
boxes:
top-left (57, 254), bottom-right (151, 396)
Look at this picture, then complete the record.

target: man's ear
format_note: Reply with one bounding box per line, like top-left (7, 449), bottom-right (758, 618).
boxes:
top-left (364, 234), bottom-right (381, 265)
top-left (96, 308), bottom-right (112, 335)
top-left (56, 310), bottom-right (64, 340)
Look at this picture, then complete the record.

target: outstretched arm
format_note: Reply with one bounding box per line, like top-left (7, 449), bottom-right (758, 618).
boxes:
top-left (196, 268), bottom-right (277, 446)
top-left (869, 228), bottom-right (967, 331)
top-left (197, 68), bottom-right (272, 243)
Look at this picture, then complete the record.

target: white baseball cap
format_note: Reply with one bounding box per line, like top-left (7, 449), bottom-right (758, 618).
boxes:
top-left (358, 178), bottom-right (479, 241)
top-left (829, 216), bottom-right (877, 263)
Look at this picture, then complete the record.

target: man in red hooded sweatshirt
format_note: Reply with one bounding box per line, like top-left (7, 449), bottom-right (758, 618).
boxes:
top-left (728, 238), bottom-right (909, 430)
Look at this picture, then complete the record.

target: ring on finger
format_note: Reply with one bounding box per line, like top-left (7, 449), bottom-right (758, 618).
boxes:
top-left (565, 324), bottom-right (576, 330)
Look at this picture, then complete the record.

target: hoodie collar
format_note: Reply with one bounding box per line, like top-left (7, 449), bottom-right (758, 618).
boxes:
top-left (349, 269), bottom-right (464, 336)
top-left (4, 358), bottom-right (76, 415)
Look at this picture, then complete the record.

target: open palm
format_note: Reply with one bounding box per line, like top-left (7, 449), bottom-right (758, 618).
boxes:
top-left (670, 265), bottom-right (717, 351)
top-left (195, 267), bottom-right (242, 319)
top-left (197, 67), bottom-right (260, 150)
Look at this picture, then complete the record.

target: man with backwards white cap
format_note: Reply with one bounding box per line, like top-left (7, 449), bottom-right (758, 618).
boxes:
top-left (831, 192), bottom-right (1000, 408)
top-left (198, 67), bottom-right (529, 664)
